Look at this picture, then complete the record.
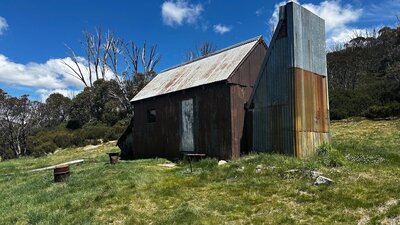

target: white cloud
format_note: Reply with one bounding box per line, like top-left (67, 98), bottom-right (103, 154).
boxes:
top-left (269, 0), bottom-right (299, 28)
top-left (161, 0), bottom-right (203, 26)
top-left (269, 1), bottom-right (363, 45)
top-left (0, 16), bottom-right (8, 35)
top-left (36, 88), bottom-right (80, 102)
top-left (302, 1), bottom-right (361, 33)
top-left (255, 7), bottom-right (265, 16)
top-left (328, 27), bottom-right (377, 45)
top-left (213, 24), bottom-right (231, 34)
top-left (0, 54), bottom-right (114, 101)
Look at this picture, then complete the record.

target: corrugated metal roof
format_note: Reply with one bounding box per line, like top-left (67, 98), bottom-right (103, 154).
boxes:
top-left (131, 36), bottom-right (261, 102)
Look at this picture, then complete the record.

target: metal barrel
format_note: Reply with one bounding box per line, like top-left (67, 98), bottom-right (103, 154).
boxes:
top-left (108, 152), bottom-right (119, 164)
top-left (54, 165), bottom-right (70, 182)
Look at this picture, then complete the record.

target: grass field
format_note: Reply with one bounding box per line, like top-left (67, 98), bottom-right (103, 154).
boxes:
top-left (0, 119), bottom-right (399, 224)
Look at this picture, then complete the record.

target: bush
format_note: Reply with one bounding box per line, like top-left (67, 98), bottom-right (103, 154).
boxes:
top-left (363, 102), bottom-right (400, 119)
top-left (316, 143), bottom-right (345, 167)
top-left (53, 132), bottom-right (74, 148)
top-left (26, 119), bottom-right (128, 156)
top-left (66, 119), bottom-right (82, 130)
top-left (31, 141), bottom-right (58, 157)
top-left (330, 108), bottom-right (349, 120)
top-left (81, 125), bottom-right (109, 140)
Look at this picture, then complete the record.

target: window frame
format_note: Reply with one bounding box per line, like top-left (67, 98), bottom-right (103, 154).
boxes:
top-left (146, 108), bottom-right (157, 123)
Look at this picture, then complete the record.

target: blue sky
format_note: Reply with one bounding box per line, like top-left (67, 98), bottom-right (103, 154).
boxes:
top-left (0, 0), bottom-right (399, 101)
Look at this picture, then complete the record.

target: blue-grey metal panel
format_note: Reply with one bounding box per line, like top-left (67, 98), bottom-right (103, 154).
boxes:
top-left (251, 11), bottom-right (295, 154)
top-left (291, 3), bottom-right (327, 76)
top-left (251, 2), bottom-right (329, 156)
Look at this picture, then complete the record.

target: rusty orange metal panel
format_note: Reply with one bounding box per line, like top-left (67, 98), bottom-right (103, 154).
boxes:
top-left (293, 67), bottom-right (330, 158)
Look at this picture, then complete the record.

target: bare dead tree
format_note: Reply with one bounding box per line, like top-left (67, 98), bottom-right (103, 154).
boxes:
top-left (63, 46), bottom-right (89, 87)
top-left (198, 42), bottom-right (216, 57)
top-left (124, 41), bottom-right (140, 76)
top-left (141, 42), bottom-right (161, 76)
top-left (184, 41), bottom-right (217, 62)
top-left (63, 27), bottom-right (113, 87)
top-left (63, 28), bottom-right (161, 116)
top-left (113, 41), bottom-right (161, 110)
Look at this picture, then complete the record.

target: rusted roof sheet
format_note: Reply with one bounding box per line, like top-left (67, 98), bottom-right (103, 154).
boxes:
top-left (131, 37), bottom-right (261, 102)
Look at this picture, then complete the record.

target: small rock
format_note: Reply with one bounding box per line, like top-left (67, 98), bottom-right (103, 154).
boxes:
top-left (310, 170), bottom-right (321, 179)
top-left (314, 176), bottom-right (334, 185)
top-left (236, 166), bottom-right (245, 172)
top-left (255, 165), bottom-right (263, 173)
top-left (218, 160), bottom-right (227, 166)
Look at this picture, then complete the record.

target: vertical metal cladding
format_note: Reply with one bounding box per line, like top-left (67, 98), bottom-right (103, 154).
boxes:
top-left (228, 42), bottom-right (267, 158)
top-left (131, 82), bottom-right (232, 160)
top-left (251, 2), bottom-right (330, 157)
top-left (290, 3), bottom-right (330, 157)
top-left (293, 68), bottom-right (330, 157)
top-left (251, 6), bottom-right (294, 154)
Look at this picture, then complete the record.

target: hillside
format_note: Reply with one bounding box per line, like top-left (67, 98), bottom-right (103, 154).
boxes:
top-left (0, 119), bottom-right (399, 224)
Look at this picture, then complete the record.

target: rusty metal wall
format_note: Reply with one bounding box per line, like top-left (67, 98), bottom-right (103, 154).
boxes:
top-left (124, 40), bottom-right (266, 160)
top-left (250, 2), bottom-right (330, 157)
top-left (228, 42), bottom-right (267, 158)
top-left (289, 3), bottom-right (330, 157)
top-left (131, 82), bottom-right (232, 160)
top-left (293, 68), bottom-right (330, 157)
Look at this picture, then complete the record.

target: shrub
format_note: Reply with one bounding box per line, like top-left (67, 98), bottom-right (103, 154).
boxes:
top-left (53, 132), bottom-right (74, 148)
top-left (26, 119), bottom-right (127, 156)
top-left (316, 143), bottom-right (346, 167)
top-left (71, 134), bottom-right (86, 147)
top-left (330, 108), bottom-right (349, 120)
top-left (82, 125), bottom-right (109, 140)
top-left (31, 141), bottom-right (58, 157)
top-left (363, 102), bottom-right (400, 119)
top-left (66, 119), bottom-right (82, 130)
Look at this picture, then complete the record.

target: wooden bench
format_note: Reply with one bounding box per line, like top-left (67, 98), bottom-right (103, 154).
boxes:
top-left (184, 153), bottom-right (206, 173)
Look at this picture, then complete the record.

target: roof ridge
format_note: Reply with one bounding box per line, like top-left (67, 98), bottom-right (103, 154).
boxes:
top-left (159, 35), bottom-right (262, 73)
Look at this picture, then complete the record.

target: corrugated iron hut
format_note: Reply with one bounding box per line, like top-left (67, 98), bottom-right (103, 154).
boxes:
top-left (118, 2), bottom-right (330, 160)
top-left (118, 37), bottom-right (267, 160)
top-left (248, 2), bottom-right (330, 158)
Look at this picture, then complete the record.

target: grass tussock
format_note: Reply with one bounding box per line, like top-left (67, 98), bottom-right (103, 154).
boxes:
top-left (0, 119), bottom-right (399, 224)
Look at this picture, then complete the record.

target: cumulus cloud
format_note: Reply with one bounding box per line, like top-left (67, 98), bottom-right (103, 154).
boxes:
top-left (161, 0), bottom-right (203, 26)
top-left (0, 55), bottom-right (83, 89)
top-left (269, 0), bottom-right (299, 29)
top-left (0, 16), bottom-right (8, 35)
top-left (269, 1), bottom-right (363, 45)
top-left (0, 54), bottom-right (114, 101)
top-left (213, 24), bottom-right (232, 34)
top-left (302, 1), bottom-right (362, 44)
top-left (36, 88), bottom-right (80, 102)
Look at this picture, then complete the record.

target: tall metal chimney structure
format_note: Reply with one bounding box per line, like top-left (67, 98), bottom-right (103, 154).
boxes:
top-left (249, 2), bottom-right (330, 157)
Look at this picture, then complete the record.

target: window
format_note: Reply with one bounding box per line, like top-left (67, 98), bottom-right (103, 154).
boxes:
top-left (147, 109), bottom-right (156, 123)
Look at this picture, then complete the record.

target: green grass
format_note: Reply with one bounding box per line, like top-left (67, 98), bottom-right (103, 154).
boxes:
top-left (0, 119), bottom-right (399, 224)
